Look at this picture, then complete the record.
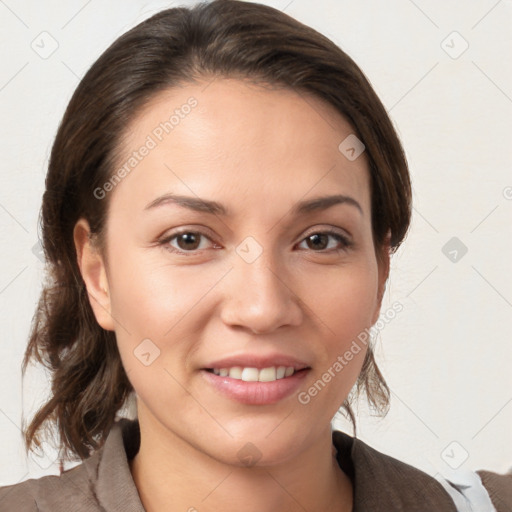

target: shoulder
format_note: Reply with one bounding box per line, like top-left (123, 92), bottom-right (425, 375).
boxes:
top-left (333, 430), bottom-right (511, 512)
top-left (0, 451), bottom-right (101, 512)
top-left (332, 431), bottom-right (457, 511)
top-left (334, 430), bottom-right (460, 511)
top-left (477, 469), bottom-right (512, 512)
top-left (0, 418), bottom-right (142, 512)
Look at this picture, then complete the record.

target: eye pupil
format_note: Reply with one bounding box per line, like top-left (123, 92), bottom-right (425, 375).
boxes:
top-left (307, 233), bottom-right (328, 250)
top-left (177, 232), bottom-right (200, 250)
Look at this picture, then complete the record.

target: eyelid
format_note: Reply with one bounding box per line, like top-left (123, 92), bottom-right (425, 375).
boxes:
top-left (297, 227), bottom-right (353, 251)
top-left (158, 228), bottom-right (218, 255)
top-left (300, 225), bottom-right (352, 241)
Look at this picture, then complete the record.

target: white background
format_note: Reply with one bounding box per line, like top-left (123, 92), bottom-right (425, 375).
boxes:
top-left (0, 0), bottom-right (511, 486)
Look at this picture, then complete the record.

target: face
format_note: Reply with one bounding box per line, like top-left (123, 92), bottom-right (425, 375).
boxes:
top-left (76, 77), bottom-right (388, 466)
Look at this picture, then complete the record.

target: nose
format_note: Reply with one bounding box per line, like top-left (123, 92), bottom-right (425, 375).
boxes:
top-left (220, 250), bottom-right (303, 334)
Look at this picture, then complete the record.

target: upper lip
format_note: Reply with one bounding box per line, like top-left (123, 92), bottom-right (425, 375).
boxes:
top-left (203, 354), bottom-right (311, 371)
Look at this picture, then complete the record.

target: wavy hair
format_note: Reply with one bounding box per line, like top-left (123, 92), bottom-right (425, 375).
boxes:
top-left (23, 0), bottom-right (411, 462)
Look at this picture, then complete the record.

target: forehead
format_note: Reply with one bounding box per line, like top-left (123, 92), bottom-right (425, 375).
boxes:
top-left (112, 77), bottom-right (370, 217)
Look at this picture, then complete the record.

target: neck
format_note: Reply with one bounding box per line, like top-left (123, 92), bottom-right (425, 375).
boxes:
top-left (129, 411), bottom-right (353, 512)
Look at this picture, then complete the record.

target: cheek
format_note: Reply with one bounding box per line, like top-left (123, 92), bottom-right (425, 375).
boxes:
top-left (106, 261), bottom-right (196, 408)
top-left (299, 259), bottom-right (378, 401)
top-left (105, 244), bottom-right (225, 377)
top-left (307, 258), bottom-right (379, 341)
top-left (107, 241), bottom-right (216, 331)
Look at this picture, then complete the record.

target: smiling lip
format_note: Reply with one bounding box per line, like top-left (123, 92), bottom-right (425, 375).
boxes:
top-left (200, 353), bottom-right (311, 405)
top-left (201, 368), bottom-right (309, 405)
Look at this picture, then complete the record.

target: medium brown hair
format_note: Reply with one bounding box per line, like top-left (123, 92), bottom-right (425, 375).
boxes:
top-left (23, 0), bottom-right (411, 461)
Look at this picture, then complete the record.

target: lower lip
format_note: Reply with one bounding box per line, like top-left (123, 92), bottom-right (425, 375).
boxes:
top-left (200, 369), bottom-right (310, 405)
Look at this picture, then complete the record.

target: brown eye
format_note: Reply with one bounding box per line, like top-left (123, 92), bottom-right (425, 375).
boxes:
top-left (160, 230), bottom-right (214, 254)
top-left (298, 231), bottom-right (352, 252)
top-left (305, 233), bottom-right (329, 250)
top-left (175, 232), bottom-right (202, 251)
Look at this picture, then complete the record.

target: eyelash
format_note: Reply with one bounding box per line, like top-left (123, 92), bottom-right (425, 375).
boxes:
top-left (158, 228), bottom-right (353, 256)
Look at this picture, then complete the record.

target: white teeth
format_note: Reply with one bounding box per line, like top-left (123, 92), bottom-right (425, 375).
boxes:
top-left (258, 367), bottom-right (276, 382)
top-left (229, 366), bottom-right (243, 379)
top-left (211, 365), bottom-right (297, 382)
top-left (241, 367), bottom-right (260, 382)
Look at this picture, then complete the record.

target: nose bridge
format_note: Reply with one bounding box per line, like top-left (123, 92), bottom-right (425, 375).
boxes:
top-left (220, 241), bottom-right (302, 333)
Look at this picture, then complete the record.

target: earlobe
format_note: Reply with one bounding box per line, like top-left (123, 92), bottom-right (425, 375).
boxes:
top-left (73, 218), bottom-right (115, 331)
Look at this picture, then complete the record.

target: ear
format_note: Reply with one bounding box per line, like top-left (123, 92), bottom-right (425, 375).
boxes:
top-left (73, 218), bottom-right (115, 331)
top-left (371, 230), bottom-right (391, 325)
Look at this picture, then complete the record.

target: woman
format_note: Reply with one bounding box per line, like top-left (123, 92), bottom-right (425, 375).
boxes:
top-left (0, 0), bottom-right (509, 510)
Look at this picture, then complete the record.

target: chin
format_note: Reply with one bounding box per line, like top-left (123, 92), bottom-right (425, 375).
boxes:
top-left (215, 420), bottom-right (313, 468)
top-left (215, 438), bottom-right (303, 469)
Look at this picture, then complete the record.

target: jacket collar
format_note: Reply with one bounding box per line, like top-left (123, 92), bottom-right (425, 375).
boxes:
top-left (333, 430), bottom-right (457, 511)
top-left (83, 418), bottom-right (144, 511)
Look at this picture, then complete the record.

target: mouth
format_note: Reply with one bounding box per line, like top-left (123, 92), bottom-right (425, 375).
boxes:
top-left (201, 365), bottom-right (311, 405)
top-left (204, 365), bottom-right (308, 382)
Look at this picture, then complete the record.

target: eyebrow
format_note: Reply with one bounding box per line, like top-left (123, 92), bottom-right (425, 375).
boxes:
top-left (144, 193), bottom-right (363, 216)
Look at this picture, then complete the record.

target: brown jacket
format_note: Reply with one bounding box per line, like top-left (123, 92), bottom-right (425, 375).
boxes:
top-left (0, 418), bottom-right (510, 511)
